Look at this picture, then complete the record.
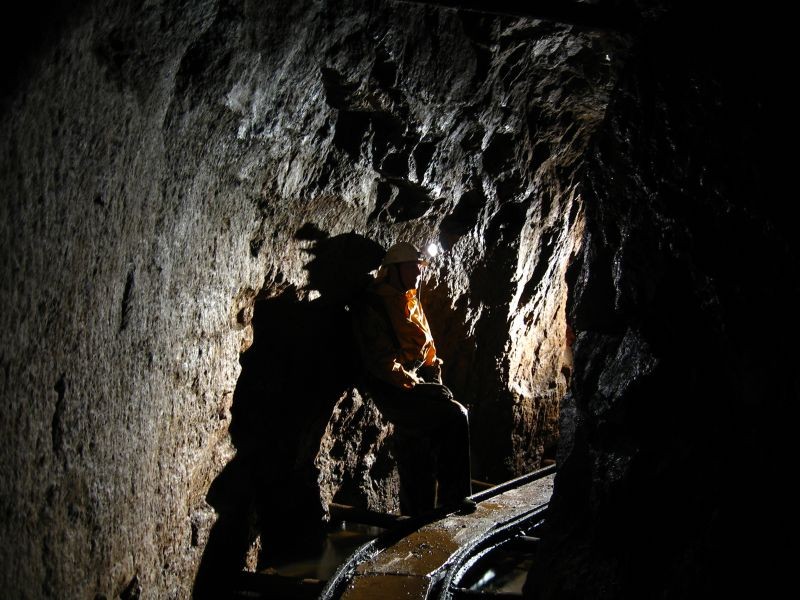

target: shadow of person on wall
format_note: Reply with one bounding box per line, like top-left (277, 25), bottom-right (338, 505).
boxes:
top-left (192, 228), bottom-right (384, 599)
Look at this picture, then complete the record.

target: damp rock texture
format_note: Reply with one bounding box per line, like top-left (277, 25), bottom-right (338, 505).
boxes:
top-left (525, 4), bottom-right (796, 599)
top-left (1, 0), bottom-right (623, 597)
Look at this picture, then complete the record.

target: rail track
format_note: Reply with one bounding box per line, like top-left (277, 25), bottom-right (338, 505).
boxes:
top-left (231, 464), bottom-right (555, 599)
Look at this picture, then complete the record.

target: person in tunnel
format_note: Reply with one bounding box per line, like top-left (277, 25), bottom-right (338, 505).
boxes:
top-left (352, 241), bottom-right (474, 516)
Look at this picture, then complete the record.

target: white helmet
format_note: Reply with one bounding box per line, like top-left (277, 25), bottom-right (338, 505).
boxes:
top-left (380, 241), bottom-right (429, 267)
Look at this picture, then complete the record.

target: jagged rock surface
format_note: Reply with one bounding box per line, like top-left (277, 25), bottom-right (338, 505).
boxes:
top-left (0, 0), bottom-right (624, 597)
top-left (525, 4), bottom-right (796, 599)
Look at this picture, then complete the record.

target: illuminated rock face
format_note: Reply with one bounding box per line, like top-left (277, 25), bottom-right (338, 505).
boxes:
top-left (0, 1), bottom-right (624, 597)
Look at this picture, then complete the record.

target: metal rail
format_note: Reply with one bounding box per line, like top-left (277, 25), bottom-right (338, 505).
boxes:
top-left (319, 464), bottom-right (556, 600)
top-left (436, 503), bottom-right (547, 599)
top-left (229, 466), bottom-right (555, 599)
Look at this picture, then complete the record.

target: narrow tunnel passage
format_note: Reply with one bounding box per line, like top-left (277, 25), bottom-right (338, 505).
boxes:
top-left (192, 217), bottom-right (580, 599)
top-left (0, 0), bottom-right (670, 598)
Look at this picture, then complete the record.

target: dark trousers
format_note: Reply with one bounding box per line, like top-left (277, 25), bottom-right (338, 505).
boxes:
top-left (365, 374), bottom-right (472, 516)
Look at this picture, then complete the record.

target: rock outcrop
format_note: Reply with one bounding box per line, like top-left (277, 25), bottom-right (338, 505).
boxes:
top-left (525, 3), bottom-right (795, 598)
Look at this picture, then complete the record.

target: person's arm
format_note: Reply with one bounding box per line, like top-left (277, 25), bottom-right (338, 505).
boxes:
top-left (353, 302), bottom-right (420, 389)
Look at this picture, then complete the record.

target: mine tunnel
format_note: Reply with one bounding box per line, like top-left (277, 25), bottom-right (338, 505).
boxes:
top-left (0, 0), bottom-right (795, 599)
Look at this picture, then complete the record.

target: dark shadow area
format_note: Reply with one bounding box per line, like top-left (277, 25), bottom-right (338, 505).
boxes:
top-left (192, 230), bottom-right (385, 599)
top-left (524, 4), bottom-right (795, 599)
top-left (0, 0), bottom-right (86, 114)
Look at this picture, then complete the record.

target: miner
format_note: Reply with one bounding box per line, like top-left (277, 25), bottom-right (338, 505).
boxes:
top-left (352, 241), bottom-right (473, 516)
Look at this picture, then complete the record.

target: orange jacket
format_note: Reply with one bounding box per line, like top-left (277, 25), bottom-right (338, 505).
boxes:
top-left (355, 280), bottom-right (438, 389)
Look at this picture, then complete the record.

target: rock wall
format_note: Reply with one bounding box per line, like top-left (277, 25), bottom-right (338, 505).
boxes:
top-left (525, 3), bottom-right (796, 598)
top-left (0, 0), bottom-right (625, 597)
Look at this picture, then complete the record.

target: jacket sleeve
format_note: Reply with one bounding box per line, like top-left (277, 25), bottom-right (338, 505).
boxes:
top-left (353, 301), bottom-right (419, 389)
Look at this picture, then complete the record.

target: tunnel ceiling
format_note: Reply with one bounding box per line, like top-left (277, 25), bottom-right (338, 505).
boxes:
top-left (401, 0), bottom-right (638, 30)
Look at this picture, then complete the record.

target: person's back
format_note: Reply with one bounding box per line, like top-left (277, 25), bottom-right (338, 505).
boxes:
top-left (352, 241), bottom-right (472, 515)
